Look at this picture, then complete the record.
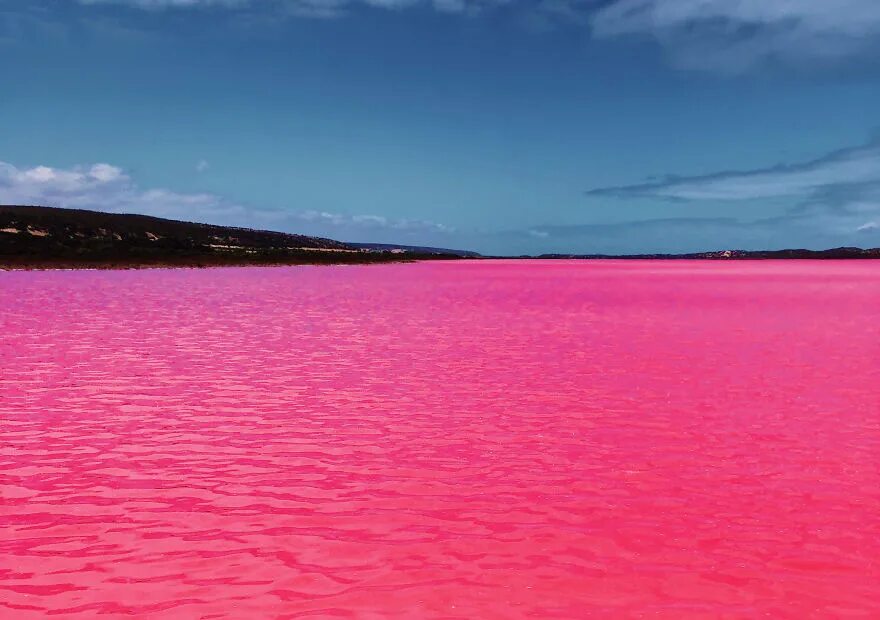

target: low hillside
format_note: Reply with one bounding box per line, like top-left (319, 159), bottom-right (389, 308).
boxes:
top-left (0, 206), bottom-right (465, 268)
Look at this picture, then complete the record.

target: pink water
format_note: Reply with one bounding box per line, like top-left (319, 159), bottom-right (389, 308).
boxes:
top-left (1, 260), bottom-right (879, 619)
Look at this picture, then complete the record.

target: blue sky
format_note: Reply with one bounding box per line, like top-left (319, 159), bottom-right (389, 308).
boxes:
top-left (2, 0), bottom-right (880, 254)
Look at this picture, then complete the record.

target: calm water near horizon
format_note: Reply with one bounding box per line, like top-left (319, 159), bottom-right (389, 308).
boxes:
top-left (1, 260), bottom-right (879, 618)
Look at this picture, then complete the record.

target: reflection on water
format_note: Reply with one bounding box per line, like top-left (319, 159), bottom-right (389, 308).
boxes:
top-left (1, 260), bottom-right (879, 618)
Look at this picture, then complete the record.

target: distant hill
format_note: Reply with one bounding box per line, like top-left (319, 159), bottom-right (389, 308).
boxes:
top-left (348, 242), bottom-right (481, 257)
top-left (0, 205), bottom-right (467, 269)
top-left (537, 248), bottom-right (880, 260)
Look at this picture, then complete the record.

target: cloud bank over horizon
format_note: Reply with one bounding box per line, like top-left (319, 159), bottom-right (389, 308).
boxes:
top-left (0, 160), bottom-right (454, 244)
top-left (3, 140), bottom-right (880, 256)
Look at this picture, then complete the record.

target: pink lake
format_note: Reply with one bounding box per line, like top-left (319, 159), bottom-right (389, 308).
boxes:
top-left (1, 260), bottom-right (879, 618)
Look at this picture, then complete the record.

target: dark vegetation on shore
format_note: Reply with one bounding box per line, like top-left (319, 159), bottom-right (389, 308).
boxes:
top-left (0, 206), bottom-right (468, 269)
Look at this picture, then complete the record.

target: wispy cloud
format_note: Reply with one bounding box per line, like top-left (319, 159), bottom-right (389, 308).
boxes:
top-left (0, 159), bottom-right (453, 241)
top-left (591, 0), bottom-right (880, 72)
top-left (587, 139), bottom-right (880, 202)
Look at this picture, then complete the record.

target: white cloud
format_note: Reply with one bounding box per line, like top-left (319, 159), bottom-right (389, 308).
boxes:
top-left (195, 159), bottom-right (210, 173)
top-left (591, 0), bottom-right (880, 71)
top-left (0, 159), bottom-right (452, 240)
top-left (297, 210), bottom-right (453, 232)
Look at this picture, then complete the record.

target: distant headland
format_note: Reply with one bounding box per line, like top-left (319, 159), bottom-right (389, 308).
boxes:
top-left (0, 205), bottom-right (471, 270)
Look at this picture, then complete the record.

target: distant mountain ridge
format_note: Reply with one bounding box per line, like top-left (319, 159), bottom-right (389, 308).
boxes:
top-left (0, 205), bottom-right (467, 268)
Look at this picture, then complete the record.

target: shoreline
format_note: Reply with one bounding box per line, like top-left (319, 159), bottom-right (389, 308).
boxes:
top-left (0, 254), bottom-right (466, 272)
top-left (5, 254), bottom-right (880, 271)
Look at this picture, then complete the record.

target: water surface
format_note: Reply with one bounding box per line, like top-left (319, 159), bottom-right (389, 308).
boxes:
top-left (2, 260), bottom-right (878, 618)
